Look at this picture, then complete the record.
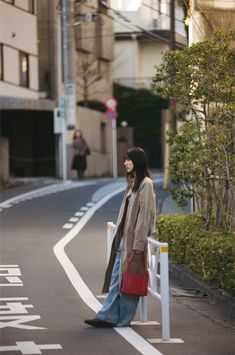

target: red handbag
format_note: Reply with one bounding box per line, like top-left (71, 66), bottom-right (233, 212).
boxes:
top-left (120, 253), bottom-right (149, 296)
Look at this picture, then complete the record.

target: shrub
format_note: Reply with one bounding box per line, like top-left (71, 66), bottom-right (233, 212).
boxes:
top-left (157, 214), bottom-right (235, 295)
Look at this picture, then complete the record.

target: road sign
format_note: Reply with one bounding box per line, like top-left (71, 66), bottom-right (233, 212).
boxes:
top-left (105, 110), bottom-right (118, 120)
top-left (105, 97), bottom-right (118, 110)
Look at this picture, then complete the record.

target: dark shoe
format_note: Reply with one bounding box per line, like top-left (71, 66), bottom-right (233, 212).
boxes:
top-left (84, 318), bottom-right (115, 328)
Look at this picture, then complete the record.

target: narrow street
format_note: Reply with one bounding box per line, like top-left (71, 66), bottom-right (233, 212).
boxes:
top-left (0, 176), bottom-right (233, 355)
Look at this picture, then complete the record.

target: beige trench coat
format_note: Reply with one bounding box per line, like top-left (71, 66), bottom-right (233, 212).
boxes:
top-left (102, 176), bottom-right (156, 293)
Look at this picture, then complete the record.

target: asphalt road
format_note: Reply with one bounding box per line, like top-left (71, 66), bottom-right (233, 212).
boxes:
top-left (0, 177), bottom-right (233, 355)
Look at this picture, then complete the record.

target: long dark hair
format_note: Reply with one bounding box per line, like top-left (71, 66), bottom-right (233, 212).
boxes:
top-left (125, 147), bottom-right (151, 192)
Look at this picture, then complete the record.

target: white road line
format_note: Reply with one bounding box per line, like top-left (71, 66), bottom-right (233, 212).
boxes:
top-left (75, 212), bottom-right (84, 217)
top-left (86, 202), bottom-right (95, 206)
top-left (62, 223), bottom-right (74, 229)
top-left (69, 217), bottom-right (79, 223)
top-left (53, 187), bottom-right (163, 355)
top-left (0, 180), bottom-right (97, 211)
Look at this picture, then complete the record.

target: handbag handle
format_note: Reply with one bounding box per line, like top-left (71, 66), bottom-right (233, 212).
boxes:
top-left (127, 252), bottom-right (147, 273)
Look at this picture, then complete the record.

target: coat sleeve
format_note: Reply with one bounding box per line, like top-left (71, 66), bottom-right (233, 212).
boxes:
top-left (133, 180), bottom-right (156, 251)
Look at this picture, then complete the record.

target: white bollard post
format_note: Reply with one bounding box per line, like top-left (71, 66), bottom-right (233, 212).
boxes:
top-left (140, 296), bottom-right (148, 323)
top-left (107, 222), bottom-right (116, 264)
top-left (160, 243), bottom-right (170, 341)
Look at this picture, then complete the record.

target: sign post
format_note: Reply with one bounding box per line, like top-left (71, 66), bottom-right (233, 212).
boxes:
top-left (105, 98), bottom-right (118, 179)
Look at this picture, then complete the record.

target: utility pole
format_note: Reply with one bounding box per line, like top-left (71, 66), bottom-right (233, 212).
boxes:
top-left (62, 0), bottom-right (76, 130)
top-left (170, 0), bottom-right (175, 50)
top-left (163, 0), bottom-right (175, 189)
top-left (56, 8), bottom-right (67, 181)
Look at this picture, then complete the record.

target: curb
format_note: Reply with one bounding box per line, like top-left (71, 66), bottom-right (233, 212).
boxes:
top-left (169, 260), bottom-right (234, 314)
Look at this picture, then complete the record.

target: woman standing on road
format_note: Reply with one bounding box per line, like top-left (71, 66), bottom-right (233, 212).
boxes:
top-left (85, 147), bottom-right (156, 328)
top-left (71, 129), bottom-right (89, 180)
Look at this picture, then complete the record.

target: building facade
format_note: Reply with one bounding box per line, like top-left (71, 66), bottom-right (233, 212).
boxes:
top-left (111, 0), bottom-right (187, 89)
top-left (188, 0), bottom-right (235, 44)
top-left (0, 0), bottom-right (56, 181)
top-left (0, 0), bottom-right (115, 182)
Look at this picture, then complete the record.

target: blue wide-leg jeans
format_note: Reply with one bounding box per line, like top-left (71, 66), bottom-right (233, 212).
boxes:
top-left (97, 239), bottom-right (140, 327)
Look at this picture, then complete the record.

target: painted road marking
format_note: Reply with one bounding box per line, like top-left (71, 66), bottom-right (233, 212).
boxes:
top-left (69, 217), bottom-right (79, 223)
top-left (53, 186), bottom-right (163, 355)
top-left (0, 298), bottom-right (28, 301)
top-left (0, 181), bottom-right (97, 212)
top-left (62, 223), bottom-right (74, 229)
top-left (0, 293), bottom-right (46, 330)
top-left (0, 266), bottom-right (23, 286)
top-left (0, 315), bottom-right (46, 330)
top-left (5, 277), bottom-right (22, 283)
top-left (0, 302), bottom-right (33, 315)
top-left (75, 212), bottom-right (84, 217)
top-left (0, 341), bottom-right (62, 354)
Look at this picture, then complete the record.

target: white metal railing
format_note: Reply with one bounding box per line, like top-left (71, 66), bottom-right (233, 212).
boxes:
top-left (106, 222), bottom-right (170, 341)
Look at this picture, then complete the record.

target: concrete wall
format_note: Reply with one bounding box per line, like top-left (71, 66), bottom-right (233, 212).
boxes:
top-left (189, 0), bottom-right (235, 44)
top-left (68, 106), bottom-right (113, 178)
top-left (74, 0), bottom-right (114, 103)
top-left (0, 1), bottom-right (39, 98)
top-left (139, 42), bottom-right (169, 77)
top-left (113, 39), bottom-right (169, 82)
top-left (0, 136), bottom-right (9, 184)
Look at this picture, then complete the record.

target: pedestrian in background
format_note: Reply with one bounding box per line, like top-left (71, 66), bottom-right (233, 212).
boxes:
top-left (71, 129), bottom-right (89, 180)
top-left (85, 147), bottom-right (156, 327)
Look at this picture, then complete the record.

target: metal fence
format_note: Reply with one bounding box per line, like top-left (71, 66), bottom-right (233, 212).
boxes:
top-left (106, 222), bottom-right (170, 341)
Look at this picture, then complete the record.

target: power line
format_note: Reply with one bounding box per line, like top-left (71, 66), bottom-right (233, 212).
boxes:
top-left (141, 1), bottom-right (185, 25)
top-left (100, 0), bottom-right (184, 47)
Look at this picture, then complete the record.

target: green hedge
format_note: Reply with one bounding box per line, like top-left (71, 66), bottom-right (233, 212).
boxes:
top-left (157, 214), bottom-right (235, 295)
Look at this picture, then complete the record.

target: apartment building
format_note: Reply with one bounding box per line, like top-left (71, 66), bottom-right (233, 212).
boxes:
top-left (0, 0), bottom-right (115, 181)
top-left (111, 0), bottom-right (187, 89)
top-left (188, 0), bottom-right (235, 44)
top-left (0, 0), bottom-right (56, 181)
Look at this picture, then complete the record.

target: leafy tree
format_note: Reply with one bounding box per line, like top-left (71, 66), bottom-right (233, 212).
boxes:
top-left (152, 30), bottom-right (235, 233)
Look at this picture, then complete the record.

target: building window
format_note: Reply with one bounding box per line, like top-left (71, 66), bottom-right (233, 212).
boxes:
top-left (0, 44), bottom-right (3, 81)
top-left (19, 51), bottom-right (29, 87)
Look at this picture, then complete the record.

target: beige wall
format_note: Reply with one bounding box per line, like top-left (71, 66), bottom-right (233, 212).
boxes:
top-left (29, 55), bottom-right (39, 90)
top-left (0, 1), bottom-right (38, 55)
top-left (0, 81), bottom-right (39, 98)
top-left (69, 106), bottom-right (112, 178)
top-left (139, 42), bottom-right (169, 77)
top-left (113, 40), bottom-right (138, 78)
top-left (113, 39), bottom-right (168, 80)
top-left (74, 0), bottom-right (114, 104)
top-left (0, 0), bottom-right (39, 97)
top-left (3, 46), bottom-right (19, 84)
top-left (189, 0), bottom-right (235, 44)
